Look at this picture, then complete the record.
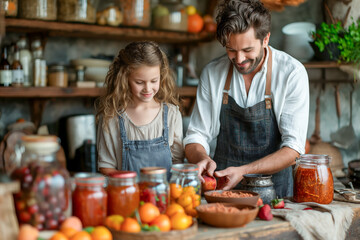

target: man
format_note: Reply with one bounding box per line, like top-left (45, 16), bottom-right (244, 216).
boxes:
top-left (183, 0), bottom-right (309, 197)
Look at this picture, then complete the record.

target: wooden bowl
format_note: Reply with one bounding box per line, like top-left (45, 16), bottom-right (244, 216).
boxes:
top-left (204, 190), bottom-right (260, 206)
top-left (196, 203), bottom-right (259, 228)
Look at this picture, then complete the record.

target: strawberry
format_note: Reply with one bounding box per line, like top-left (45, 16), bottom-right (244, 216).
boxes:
top-left (271, 198), bottom-right (285, 209)
top-left (258, 204), bottom-right (273, 221)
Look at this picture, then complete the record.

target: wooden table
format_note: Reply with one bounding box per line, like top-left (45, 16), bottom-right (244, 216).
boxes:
top-left (191, 201), bottom-right (360, 240)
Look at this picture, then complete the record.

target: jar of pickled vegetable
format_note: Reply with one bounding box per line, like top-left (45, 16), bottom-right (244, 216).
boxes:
top-left (107, 171), bottom-right (139, 217)
top-left (139, 167), bottom-right (169, 213)
top-left (10, 135), bottom-right (71, 230)
top-left (72, 173), bottom-right (107, 227)
top-left (293, 154), bottom-right (334, 204)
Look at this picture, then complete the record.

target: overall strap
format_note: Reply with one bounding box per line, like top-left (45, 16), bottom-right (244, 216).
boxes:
top-left (222, 64), bottom-right (233, 104)
top-left (265, 47), bottom-right (273, 109)
top-left (118, 114), bottom-right (128, 142)
top-left (162, 103), bottom-right (169, 141)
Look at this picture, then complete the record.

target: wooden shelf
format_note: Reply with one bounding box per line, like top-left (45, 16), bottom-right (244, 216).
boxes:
top-left (303, 61), bottom-right (346, 69)
top-left (5, 18), bottom-right (215, 44)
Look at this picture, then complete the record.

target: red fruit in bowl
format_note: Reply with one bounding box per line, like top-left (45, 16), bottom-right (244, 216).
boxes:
top-left (201, 175), bottom-right (217, 191)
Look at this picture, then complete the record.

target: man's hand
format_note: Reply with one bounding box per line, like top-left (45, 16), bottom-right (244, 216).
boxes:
top-left (214, 166), bottom-right (244, 190)
top-left (197, 158), bottom-right (217, 182)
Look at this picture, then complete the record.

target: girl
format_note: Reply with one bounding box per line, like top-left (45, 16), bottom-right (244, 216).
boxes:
top-left (95, 41), bottom-right (184, 177)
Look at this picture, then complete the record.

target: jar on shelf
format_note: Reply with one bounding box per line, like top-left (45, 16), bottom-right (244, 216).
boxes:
top-left (293, 154), bottom-right (334, 204)
top-left (152, 0), bottom-right (188, 32)
top-left (72, 173), bottom-right (107, 227)
top-left (96, 0), bottom-right (123, 26)
top-left (107, 171), bottom-right (139, 217)
top-left (10, 135), bottom-right (71, 230)
top-left (3, 0), bottom-right (18, 17)
top-left (120, 0), bottom-right (151, 27)
top-left (48, 64), bottom-right (68, 87)
top-left (19, 0), bottom-right (57, 21)
top-left (139, 167), bottom-right (169, 213)
top-left (58, 0), bottom-right (99, 24)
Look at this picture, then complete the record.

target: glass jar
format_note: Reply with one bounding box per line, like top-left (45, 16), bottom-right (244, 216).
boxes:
top-left (19, 0), bottom-right (57, 20)
top-left (3, 0), bottom-right (18, 17)
top-left (107, 171), bottom-right (139, 217)
top-left (139, 167), bottom-right (169, 213)
top-left (48, 64), bottom-right (68, 87)
top-left (72, 173), bottom-right (107, 227)
top-left (153, 0), bottom-right (188, 32)
top-left (96, 0), bottom-right (123, 26)
top-left (10, 135), bottom-right (71, 230)
top-left (293, 154), bottom-right (334, 204)
top-left (120, 0), bottom-right (151, 27)
top-left (58, 0), bottom-right (99, 23)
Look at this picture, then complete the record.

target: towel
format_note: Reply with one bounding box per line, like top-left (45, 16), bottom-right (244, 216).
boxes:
top-left (272, 200), bottom-right (353, 240)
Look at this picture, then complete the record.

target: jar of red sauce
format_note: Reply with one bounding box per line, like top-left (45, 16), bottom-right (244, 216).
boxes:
top-left (72, 173), bottom-right (107, 227)
top-left (139, 167), bottom-right (169, 213)
top-left (293, 154), bottom-right (334, 204)
top-left (107, 171), bottom-right (139, 217)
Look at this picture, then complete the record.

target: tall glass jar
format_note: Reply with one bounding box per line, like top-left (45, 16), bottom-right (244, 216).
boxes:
top-left (152, 0), bottom-right (188, 32)
top-left (72, 173), bottom-right (107, 227)
top-left (58, 0), bottom-right (99, 23)
top-left (10, 135), bottom-right (71, 230)
top-left (120, 0), bottom-right (151, 27)
top-left (19, 0), bottom-right (57, 20)
top-left (139, 167), bottom-right (169, 213)
top-left (3, 0), bottom-right (18, 17)
top-left (293, 154), bottom-right (334, 204)
top-left (107, 171), bottom-right (139, 217)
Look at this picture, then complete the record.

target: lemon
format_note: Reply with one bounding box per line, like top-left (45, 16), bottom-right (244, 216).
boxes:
top-left (186, 5), bottom-right (197, 15)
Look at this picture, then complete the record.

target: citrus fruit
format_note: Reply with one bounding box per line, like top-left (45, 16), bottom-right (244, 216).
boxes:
top-left (170, 213), bottom-right (193, 230)
top-left (170, 183), bottom-right (183, 199)
top-left (50, 232), bottom-right (68, 240)
top-left (188, 13), bottom-right (204, 33)
top-left (91, 226), bottom-right (112, 240)
top-left (60, 227), bottom-right (78, 238)
top-left (192, 194), bottom-right (201, 207)
top-left (177, 193), bottom-right (192, 208)
top-left (150, 214), bottom-right (171, 232)
top-left (182, 186), bottom-right (196, 195)
top-left (60, 216), bottom-right (83, 232)
top-left (104, 215), bottom-right (124, 231)
top-left (186, 5), bottom-right (197, 15)
top-left (69, 231), bottom-right (92, 240)
top-left (120, 217), bottom-right (141, 233)
top-left (166, 203), bottom-right (185, 217)
top-left (138, 202), bottom-right (160, 223)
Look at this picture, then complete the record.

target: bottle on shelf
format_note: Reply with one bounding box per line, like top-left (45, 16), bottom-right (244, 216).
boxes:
top-left (0, 46), bottom-right (13, 87)
top-left (32, 39), bottom-right (47, 87)
top-left (11, 44), bottom-right (24, 87)
top-left (17, 36), bottom-right (33, 87)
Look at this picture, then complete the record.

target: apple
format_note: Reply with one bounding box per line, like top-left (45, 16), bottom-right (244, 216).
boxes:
top-left (201, 175), bottom-right (217, 191)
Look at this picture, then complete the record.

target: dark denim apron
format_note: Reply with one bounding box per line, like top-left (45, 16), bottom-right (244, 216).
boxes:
top-left (213, 49), bottom-right (293, 197)
top-left (119, 104), bottom-right (172, 179)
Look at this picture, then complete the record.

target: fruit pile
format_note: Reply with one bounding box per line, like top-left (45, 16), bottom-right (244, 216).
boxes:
top-left (169, 184), bottom-right (201, 217)
top-left (186, 5), bottom-right (216, 33)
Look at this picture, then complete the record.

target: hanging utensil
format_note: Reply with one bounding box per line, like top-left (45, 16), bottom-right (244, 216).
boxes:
top-left (330, 84), bottom-right (356, 149)
top-left (335, 84), bottom-right (341, 129)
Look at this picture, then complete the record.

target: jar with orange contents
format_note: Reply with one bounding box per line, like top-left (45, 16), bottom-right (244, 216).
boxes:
top-left (107, 171), bottom-right (139, 217)
top-left (72, 173), bottom-right (107, 227)
top-left (293, 154), bottom-right (334, 204)
top-left (139, 167), bottom-right (169, 213)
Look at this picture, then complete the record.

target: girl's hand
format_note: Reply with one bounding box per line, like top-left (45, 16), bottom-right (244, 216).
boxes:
top-left (214, 167), bottom-right (244, 190)
top-left (197, 158), bottom-right (217, 183)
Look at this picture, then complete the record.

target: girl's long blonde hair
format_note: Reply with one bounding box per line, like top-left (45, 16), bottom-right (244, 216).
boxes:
top-left (95, 41), bottom-right (180, 129)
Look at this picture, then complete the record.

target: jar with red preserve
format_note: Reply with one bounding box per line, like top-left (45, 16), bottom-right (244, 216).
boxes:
top-left (10, 135), bottom-right (71, 230)
top-left (293, 154), bottom-right (334, 204)
top-left (72, 173), bottom-right (107, 227)
top-left (107, 171), bottom-right (139, 217)
top-left (139, 167), bottom-right (169, 213)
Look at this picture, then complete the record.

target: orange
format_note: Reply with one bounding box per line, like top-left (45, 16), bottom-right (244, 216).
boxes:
top-left (91, 226), bottom-right (112, 240)
top-left (192, 194), bottom-right (201, 207)
top-left (185, 206), bottom-right (198, 218)
top-left (104, 215), bottom-right (124, 231)
top-left (60, 216), bottom-right (83, 232)
top-left (150, 214), bottom-right (171, 232)
top-left (177, 193), bottom-right (192, 208)
top-left (165, 203), bottom-right (185, 217)
top-left (182, 186), bottom-right (196, 195)
top-left (138, 202), bottom-right (160, 224)
top-left (50, 232), bottom-right (68, 240)
top-left (60, 227), bottom-right (78, 238)
top-left (170, 183), bottom-right (183, 199)
top-left (188, 13), bottom-right (204, 33)
top-left (170, 213), bottom-right (193, 230)
top-left (69, 231), bottom-right (92, 240)
top-left (120, 217), bottom-right (141, 233)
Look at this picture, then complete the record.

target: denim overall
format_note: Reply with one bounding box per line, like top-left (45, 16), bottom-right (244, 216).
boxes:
top-left (213, 49), bottom-right (293, 198)
top-left (119, 104), bottom-right (172, 179)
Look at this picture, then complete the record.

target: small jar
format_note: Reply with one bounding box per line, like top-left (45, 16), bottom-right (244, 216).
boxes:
top-left (153, 0), bottom-right (188, 32)
top-left (120, 0), bottom-right (151, 27)
top-left (293, 154), bottom-right (334, 204)
top-left (48, 64), bottom-right (68, 87)
top-left (58, 0), bottom-right (99, 23)
top-left (3, 0), bottom-right (18, 17)
top-left (139, 167), bottom-right (169, 213)
top-left (19, 0), bottom-right (57, 20)
top-left (170, 163), bottom-right (201, 196)
top-left (72, 173), bottom-right (107, 227)
top-left (107, 171), bottom-right (139, 217)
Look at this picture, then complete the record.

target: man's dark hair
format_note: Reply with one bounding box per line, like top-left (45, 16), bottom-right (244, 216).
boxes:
top-left (216, 0), bottom-right (271, 46)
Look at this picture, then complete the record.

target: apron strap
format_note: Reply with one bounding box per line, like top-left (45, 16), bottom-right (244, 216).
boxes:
top-left (265, 47), bottom-right (273, 109)
top-left (222, 64), bottom-right (233, 104)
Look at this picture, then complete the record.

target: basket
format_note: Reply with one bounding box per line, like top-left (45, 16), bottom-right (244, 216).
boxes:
top-left (111, 218), bottom-right (198, 240)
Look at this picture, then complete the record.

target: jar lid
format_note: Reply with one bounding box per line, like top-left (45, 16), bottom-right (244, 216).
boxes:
top-left (109, 171), bottom-right (137, 178)
top-left (171, 163), bottom-right (199, 172)
top-left (140, 167), bottom-right (167, 175)
top-left (21, 135), bottom-right (60, 155)
top-left (298, 154), bottom-right (331, 164)
top-left (74, 172), bottom-right (106, 186)
top-left (49, 64), bottom-right (66, 71)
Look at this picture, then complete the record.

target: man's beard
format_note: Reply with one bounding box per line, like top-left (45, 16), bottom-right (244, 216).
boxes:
top-left (232, 47), bottom-right (264, 75)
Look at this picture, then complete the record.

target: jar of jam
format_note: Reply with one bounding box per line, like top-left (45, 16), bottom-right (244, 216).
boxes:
top-left (10, 135), bottom-right (71, 230)
top-left (72, 173), bottom-right (107, 227)
top-left (293, 154), bottom-right (334, 204)
top-left (139, 167), bottom-right (169, 213)
top-left (107, 171), bottom-right (139, 217)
